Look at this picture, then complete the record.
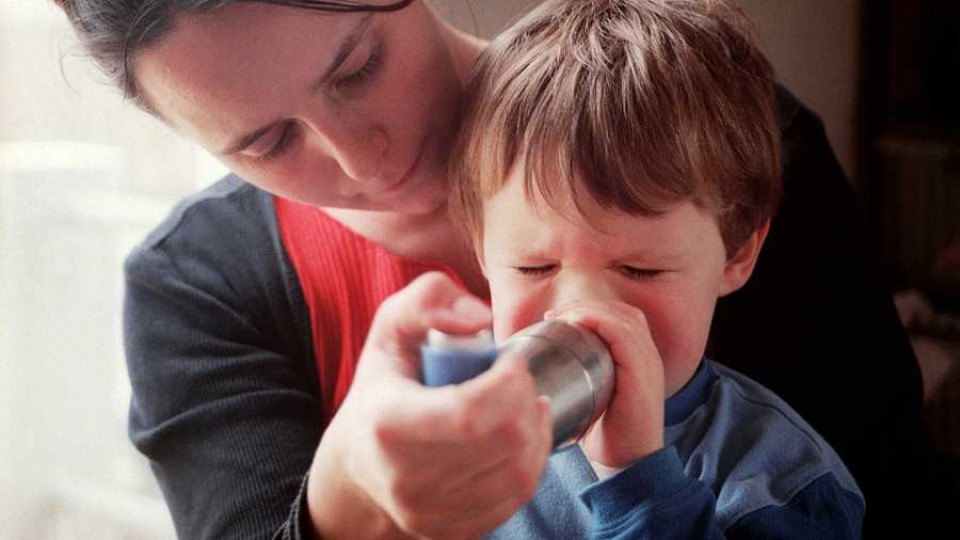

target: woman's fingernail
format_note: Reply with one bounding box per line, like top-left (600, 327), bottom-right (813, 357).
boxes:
top-left (543, 310), bottom-right (557, 320)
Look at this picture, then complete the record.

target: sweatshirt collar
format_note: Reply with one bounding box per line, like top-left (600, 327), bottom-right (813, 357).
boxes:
top-left (665, 359), bottom-right (718, 426)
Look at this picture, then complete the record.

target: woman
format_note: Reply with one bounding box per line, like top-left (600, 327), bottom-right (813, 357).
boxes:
top-left (54, 0), bottom-right (955, 538)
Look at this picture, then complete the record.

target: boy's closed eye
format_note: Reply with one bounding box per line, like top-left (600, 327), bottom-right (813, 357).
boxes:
top-left (617, 266), bottom-right (663, 281)
top-left (515, 264), bottom-right (557, 276)
top-left (513, 265), bottom-right (664, 281)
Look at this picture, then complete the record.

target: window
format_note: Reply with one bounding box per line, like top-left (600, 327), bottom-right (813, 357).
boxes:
top-left (0, 2), bottom-right (226, 537)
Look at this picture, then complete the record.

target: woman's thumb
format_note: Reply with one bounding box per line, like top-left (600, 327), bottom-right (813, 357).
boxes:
top-left (364, 272), bottom-right (492, 378)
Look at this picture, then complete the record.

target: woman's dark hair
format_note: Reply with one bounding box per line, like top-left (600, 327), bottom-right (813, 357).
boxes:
top-left (53, 0), bottom-right (415, 108)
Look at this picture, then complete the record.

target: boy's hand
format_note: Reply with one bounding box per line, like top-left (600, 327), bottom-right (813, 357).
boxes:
top-left (308, 272), bottom-right (553, 539)
top-left (548, 300), bottom-right (665, 472)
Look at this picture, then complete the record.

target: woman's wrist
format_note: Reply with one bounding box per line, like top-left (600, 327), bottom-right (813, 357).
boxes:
top-left (306, 426), bottom-right (407, 539)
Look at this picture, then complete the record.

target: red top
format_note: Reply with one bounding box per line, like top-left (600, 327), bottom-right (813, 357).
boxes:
top-left (274, 196), bottom-right (461, 424)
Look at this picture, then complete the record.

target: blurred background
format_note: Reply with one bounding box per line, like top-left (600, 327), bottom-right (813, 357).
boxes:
top-left (1, 0), bottom-right (957, 538)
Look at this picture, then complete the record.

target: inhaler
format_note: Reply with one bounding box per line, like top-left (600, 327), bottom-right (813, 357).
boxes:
top-left (421, 320), bottom-right (614, 450)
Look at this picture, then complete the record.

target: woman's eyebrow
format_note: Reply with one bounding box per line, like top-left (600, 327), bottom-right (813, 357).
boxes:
top-left (217, 14), bottom-right (375, 156)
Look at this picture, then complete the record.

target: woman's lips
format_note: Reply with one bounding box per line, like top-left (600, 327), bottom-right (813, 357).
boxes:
top-left (385, 144), bottom-right (424, 194)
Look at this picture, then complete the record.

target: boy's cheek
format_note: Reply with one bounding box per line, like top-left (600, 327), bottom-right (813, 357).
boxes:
top-left (489, 285), bottom-right (547, 342)
top-left (491, 303), bottom-right (538, 343)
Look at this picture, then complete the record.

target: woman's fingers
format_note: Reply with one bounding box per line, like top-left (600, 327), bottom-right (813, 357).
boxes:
top-left (378, 345), bottom-right (536, 442)
top-left (365, 272), bottom-right (491, 379)
top-left (313, 274), bottom-right (551, 537)
top-left (312, 273), bottom-right (552, 538)
top-left (383, 396), bottom-right (552, 539)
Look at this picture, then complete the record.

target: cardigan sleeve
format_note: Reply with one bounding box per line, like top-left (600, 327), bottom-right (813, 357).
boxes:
top-left (124, 179), bottom-right (321, 539)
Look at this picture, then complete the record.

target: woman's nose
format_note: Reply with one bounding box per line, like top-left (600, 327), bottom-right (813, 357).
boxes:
top-left (550, 269), bottom-right (618, 310)
top-left (304, 117), bottom-right (387, 182)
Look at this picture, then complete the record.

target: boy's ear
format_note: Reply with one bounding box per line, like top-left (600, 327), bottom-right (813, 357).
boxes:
top-left (719, 219), bottom-right (771, 297)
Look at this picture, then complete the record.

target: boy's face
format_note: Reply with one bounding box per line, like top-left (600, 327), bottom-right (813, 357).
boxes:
top-left (481, 165), bottom-right (759, 397)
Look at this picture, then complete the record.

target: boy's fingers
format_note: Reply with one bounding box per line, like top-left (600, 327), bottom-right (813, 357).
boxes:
top-left (547, 301), bottom-right (653, 360)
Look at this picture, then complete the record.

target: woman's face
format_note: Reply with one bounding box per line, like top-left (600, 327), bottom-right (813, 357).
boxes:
top-left (135, 1), bottom-right (468, 213)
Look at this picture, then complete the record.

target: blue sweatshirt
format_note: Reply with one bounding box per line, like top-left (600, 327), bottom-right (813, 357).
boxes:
top-left (489, 361), bottom-right (864, 538)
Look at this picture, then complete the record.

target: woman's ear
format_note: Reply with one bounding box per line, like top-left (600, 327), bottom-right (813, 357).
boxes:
top-left (719, 219), bottom-right (771, 296)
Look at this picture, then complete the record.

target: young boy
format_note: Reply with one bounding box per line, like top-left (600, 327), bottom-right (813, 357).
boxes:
top-left (448, 0), bottom-right (864, 537)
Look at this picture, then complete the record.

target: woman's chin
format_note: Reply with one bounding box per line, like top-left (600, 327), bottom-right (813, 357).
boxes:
top-left (391, 176), bottom-right (448, 215)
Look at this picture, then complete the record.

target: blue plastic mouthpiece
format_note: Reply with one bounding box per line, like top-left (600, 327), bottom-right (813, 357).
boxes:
top-left (420, 328), bottom-right (498, 386)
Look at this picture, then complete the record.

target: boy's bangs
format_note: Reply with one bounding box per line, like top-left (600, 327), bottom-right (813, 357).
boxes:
top-left (469, 30), bottom-right (726, 227)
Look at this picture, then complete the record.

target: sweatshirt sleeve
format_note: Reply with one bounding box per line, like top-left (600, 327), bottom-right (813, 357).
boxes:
top-left (124, 182), bottom-right (321, 539)
top-left (579, 447), bottom-right (725, 540)
top-left (579, 447), bottom-right (863, 539)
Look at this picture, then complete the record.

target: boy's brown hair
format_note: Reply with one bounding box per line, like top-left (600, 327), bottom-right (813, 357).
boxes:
top-left (450, 0), bottom-right (781, 256)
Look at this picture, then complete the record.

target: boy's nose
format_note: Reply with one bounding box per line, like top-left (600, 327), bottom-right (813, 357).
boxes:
top-left (550, 268), bottom-right (618, 310)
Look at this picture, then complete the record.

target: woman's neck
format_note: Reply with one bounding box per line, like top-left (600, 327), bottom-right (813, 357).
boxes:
top-left (435, 9), bottom-right (488, 85)
top-left (323, 206), bottom-right (488, 299)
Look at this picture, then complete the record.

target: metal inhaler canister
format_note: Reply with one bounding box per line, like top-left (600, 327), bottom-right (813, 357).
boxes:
top-left (420, 320), bottom-right (615, 450)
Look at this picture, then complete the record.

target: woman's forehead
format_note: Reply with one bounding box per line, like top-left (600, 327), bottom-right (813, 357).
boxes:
top-left (132, 3), bottom-right (372, 141)
top-left (136, 2), bottom-right (367, 83)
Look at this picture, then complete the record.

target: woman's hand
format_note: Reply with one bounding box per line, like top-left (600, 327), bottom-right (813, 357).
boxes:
top-left (548, 300), bottom-right (666, 476)
top-left (307, 272), bottom-right (553, 539)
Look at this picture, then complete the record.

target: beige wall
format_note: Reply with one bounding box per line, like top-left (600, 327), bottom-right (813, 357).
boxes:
top-left (739, 0), bottom-right (861, 183)
top-left (430, 0), bottom-right (542, 38)
top-left (434, 0), bottom-right (861, 183)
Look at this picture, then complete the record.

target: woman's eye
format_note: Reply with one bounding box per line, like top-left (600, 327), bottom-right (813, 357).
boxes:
top-left (253, 124), bottom-right (297, 163)
top-left (619, 266), bottom-right (662, 280)
top-left (516, 265), bottom-right (556, 276)
top-left (337, 43), bottom-right (383, 91)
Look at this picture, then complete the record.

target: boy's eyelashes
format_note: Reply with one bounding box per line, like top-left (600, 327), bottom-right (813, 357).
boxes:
top-left (617, 266), bottom-right (663, 280)
top-left (513, 265), bottom-right (663, 281)
top-left (515, 264), bottom-right (557, 276)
